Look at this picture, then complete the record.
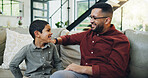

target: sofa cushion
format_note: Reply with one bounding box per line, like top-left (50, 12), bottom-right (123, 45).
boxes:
top-left (125, 29), bottom-right (148, 78)
top-left (0, 27), bottom-right (30, 65)
top-left (60, 30), bottom-right (81, 68)
top-left (0, 68), bottom-right (14, 78)
top-left (1, 29), bottom-right (33, 69)
top-left (0, 68), bottom-right (25, 78)
top-left (0, 28), bottom-right (6, 65)
top-left (50, 28), bottom-right (67, 56)
top-left (51, 28), bottom-right (66, 38)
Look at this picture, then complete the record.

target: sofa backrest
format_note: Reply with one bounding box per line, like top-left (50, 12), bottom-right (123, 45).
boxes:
top-left (124, 29), bottom-right (148, 78)
top-left (59, 29), bottom-right (81, 68)
top-left (0, 27), bottom-right (29, 65)
top-left (0, 28), bottom-right (6, 65)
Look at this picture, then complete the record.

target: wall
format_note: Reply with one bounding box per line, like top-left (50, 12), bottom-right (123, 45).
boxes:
top-left (0, 0), bottom-right (31, 28)
top-left (0, 0), bottom-right (75, 28)
top-left (49, 0), bottom-right (75, 28)
top-left (112, 0), bottom-right (148, 31)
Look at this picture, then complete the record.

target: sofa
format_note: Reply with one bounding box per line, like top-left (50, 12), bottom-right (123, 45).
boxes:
top-left (0, 27), bottom-right (148, 78)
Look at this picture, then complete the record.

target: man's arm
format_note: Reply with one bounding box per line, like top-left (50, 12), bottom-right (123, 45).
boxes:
top-left (51, 31), bottom-right (87, 45)
top-left (52, 37), bottom-right (62, 44)
top-left (65, 63), bottom-right (92, 75)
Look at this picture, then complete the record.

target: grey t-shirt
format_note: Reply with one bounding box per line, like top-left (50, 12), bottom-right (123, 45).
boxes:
top-left (9, 42), bottom-right (63, 78)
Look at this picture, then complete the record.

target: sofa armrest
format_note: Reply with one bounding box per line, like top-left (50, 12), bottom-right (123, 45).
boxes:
top-left (0, 28), bottom-right (6, 65)
top-left (124, 29), bottom-right (148, 78)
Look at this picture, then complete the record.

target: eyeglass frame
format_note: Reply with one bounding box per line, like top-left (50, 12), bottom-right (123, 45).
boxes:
top-left (89, 15), bottom-right (108, 20)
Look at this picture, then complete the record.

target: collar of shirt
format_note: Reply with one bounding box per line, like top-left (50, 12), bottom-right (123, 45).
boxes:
top-left (31, 42), bottom-right (51, 50)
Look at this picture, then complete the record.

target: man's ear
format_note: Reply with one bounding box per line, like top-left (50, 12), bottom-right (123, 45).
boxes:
top-left (105, 17), bottom-right (111, 24)
top-left (34, 30), bottom-right (40, 38)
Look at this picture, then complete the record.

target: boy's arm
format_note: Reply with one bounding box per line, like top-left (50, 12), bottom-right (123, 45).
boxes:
top-left (9, 46), bottom-right (27, 78)
top-left (52, 44), bottom-right (64, 70)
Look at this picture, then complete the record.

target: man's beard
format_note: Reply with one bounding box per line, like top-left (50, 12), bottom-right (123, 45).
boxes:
top-left (92, 24), bottom-right (104, 33)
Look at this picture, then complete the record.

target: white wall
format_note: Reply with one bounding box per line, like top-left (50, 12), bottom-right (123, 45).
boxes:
top-left (0, 0), bottom-right (31, 28)
top-left (49, 0), bottom-right (75, 28)
top-left (49, 0), bottom-right (61, 28)
top-left (0, 0), bottom-right (75, 28)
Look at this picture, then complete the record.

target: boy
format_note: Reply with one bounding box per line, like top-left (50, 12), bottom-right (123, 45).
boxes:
top-left (9, 20), bottom-right (63, 78)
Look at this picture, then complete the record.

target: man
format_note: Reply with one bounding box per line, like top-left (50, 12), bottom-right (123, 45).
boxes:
top-left (50, 2), bottom-right (130, 78)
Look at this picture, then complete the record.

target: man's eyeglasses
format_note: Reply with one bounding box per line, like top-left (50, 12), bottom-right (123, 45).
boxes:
top-left (89, 15), bottom-right (108, 20)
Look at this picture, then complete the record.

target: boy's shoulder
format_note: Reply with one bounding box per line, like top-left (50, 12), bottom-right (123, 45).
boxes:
top-left (21, 43), bottom-right (33, 50)
top-left (47, 42), bottom-right (55, 47)
top-left (47, 43), bottom-right (57, 49)
top-left (48, 42), bottom-right (55, 46)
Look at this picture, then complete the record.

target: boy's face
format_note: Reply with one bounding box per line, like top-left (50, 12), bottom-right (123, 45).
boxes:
top-left (38, 24), bottom-right (53, 43)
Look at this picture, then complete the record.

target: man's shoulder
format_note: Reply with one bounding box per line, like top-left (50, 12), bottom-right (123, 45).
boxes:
top-left (113, 30), bottom-right (129, 41)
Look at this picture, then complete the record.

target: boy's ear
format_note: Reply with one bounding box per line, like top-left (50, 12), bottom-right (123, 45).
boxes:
top-left (34, 30), bottom-right (40, 38)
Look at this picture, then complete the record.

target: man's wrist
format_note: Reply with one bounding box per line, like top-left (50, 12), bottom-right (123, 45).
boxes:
top-left (54, 38), bottom-right (58, 44)
top-left (82, 66), bottom-right (92, 75)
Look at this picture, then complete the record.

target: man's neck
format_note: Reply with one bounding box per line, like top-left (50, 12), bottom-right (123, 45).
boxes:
top-left (100, 24), bottom-right (111, 34)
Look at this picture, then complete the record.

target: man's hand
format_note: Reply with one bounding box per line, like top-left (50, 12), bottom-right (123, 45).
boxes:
top-left (50, 37), bottom-right (62, 44)
top-left (65, 63), bottom-right (92, 75)
top-left (65, 63), bottom-right (83, 73)
top-left (50, 39), bottom-right (56, 44)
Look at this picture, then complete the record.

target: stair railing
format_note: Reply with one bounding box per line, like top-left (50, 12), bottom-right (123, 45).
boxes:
top-left (49, 0), bottom-right (69, 27)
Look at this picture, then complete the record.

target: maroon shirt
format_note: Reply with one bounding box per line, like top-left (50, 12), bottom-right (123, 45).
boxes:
top-left (61, 25), bottom-right (130, 78)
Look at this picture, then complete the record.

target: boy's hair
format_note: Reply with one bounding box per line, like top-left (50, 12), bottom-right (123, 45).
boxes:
top-left (29, 20), bottom-right (49, 39)
top-left (92, 2), bottom-right (113, 19)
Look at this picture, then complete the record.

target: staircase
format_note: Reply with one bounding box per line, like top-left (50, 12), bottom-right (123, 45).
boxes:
top-left (107, 0), bottom-right (128, 10)
top-left (66, 0), bottom-right (128, 31)
top-left (31, 0), bottom-right (128, 31)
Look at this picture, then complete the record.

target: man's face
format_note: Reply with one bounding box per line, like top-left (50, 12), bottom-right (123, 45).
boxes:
top-left (90, 8), bottom-right (106, 33)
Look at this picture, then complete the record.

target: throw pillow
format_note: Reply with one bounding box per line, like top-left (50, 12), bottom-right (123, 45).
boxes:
top-left (1, 28), bottom-right (33, 70)
top-left (60, 30), bottom-right (81, 68)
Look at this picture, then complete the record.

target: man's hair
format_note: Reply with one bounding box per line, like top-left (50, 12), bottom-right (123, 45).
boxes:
top-left (29, 20), bottom-right (49, 39)
top-left (92, 2), bottom-right (113, 18)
